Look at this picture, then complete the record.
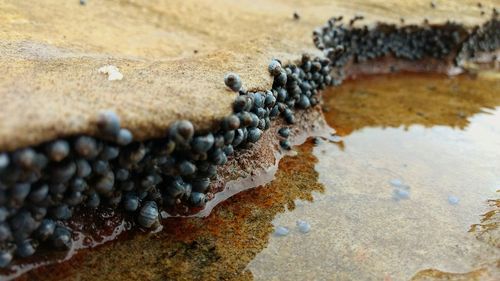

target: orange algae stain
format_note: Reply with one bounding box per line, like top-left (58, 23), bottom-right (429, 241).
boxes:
top-left (322, 72), bottom-right (500, 136)
top-left (19, 140), bottom-right (324, 281)
top-left (411, 265), bottom-right (494, 281)
top-left (14, 72), bottom-right (500, 281)
top-left (469, 193), bottom-right (500, 248)
top-left (247, 72), bottom-right (500, 280)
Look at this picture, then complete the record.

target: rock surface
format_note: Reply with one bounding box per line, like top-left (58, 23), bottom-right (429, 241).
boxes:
top-left (0, 0), bottom-right (495, 151)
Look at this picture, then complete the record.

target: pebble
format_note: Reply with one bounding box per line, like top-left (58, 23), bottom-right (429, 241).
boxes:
top-left (169, 120), bottom-right (194, 146)
top-left (393, 187), bottom-right (410, 200)
top-left (448, 195), bottom-right (460, 205)
top-left (298, 95), bottom-right (311, 108)
top-left (329, 135), bottom-right (342, 143)
top-left (268, 60), bottom-right (282, 76)
top-left (192, 134), bottom-right (215, 153)
top-left (36, 219), bottom-right (56, 241)
top-left (97, 111), bottom-right (121, 137)
top-left (86, 192), bottom-right (101, 208)
top-left (75, 159), bottom-right (92, 178)
top-left (116, 129), bottom-right (133, 146)
top-left (0, 153), bottom-right (9, 170)
top-left (124, 196), bottom-right (139, 211)
top-left (115, 169), bottom-right (129, 181)
top-left (0, 208), bottom-right (8, 222)
top-left (52, 226), bottom-right (72, 249)
top-left (29, 184), bottom-right (49, 203)
top-left (98, 65), bottom-right (123, 81)
top-left (0, 251), bottom-right (12, 268)
top-left (138, 201), bottom-right (159, 228)
top-left (74, 136), bottom-right (98, 158)
top-left (224, 73), bottom-right (242, 92)
top-left (222, 115), bottom-right (240, 130)
top-left (296, 220), bottom-right (311, 233)
top-left (189, 192), bottom-right (206, 207)
top-left (16, 240), bottom-right (36, 258)
top-left (389, 178), bottom-right (404, 188)
top-left (280, 140), bottom-right (291, 150)
top-left (247, 128), bottom-right (262, 143)
top-left (1, 16), bottom-right (492, 267)
top-left (178, 160), bottom-right (196, 175)
top-left (274, 226), bottom-right (290, 237)
top-left (191, 177), bottom-right (211, 193)
top-left (0, 223), bottom-right (11, 241)
top-left (45, 140), bottom-right (70, 162)
top-left (223, 145), bottom-right (234, 156)
top-left (13, 148), bottom-right (36, 170)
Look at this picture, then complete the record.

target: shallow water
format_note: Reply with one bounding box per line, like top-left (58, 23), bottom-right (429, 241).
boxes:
top-left (249, 73), bottom-right (500, 280)
top-left (16, 72), bottom-right (500, 280)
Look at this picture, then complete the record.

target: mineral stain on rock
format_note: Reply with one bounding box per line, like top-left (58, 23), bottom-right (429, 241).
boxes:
top-left (0, 0), bottom-right (499, 279)
top-left (19, 140), bottom-right (323, 281)
top-left (249, 73), bottom-right (500, 280)
top-left (13, 72), bottom-right (500, 280)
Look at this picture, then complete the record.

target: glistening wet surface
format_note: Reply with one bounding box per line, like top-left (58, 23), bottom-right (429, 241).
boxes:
top-left (249, 72), bottom-right (500, 280)
top-left (17, 72), bottom-right (500, 280)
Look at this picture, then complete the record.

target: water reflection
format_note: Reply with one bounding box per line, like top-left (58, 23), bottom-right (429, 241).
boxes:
top-left (249, 73), bottom-right (500, 280)
top-left (323, 72), bottom-right (500, 135)
top-left (19, 141), bottom-right (323, 281)
top-left (19, 73), bottom-right (500, 280)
